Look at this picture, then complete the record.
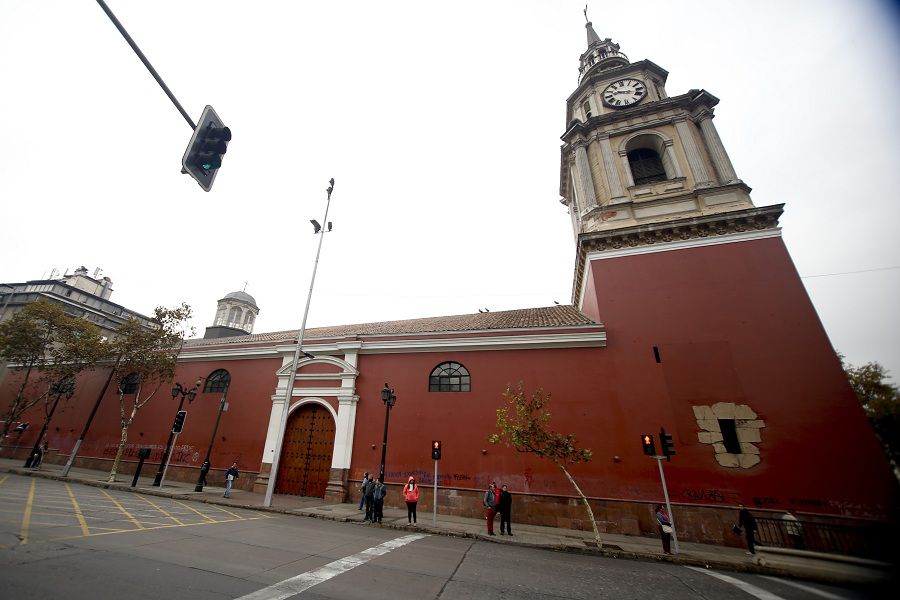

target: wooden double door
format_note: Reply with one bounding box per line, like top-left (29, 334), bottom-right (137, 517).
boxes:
top-left (275, 403), bottom-right (335, 498)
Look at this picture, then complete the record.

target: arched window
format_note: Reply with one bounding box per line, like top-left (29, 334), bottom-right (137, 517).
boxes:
top-left (429, 361), bottom-right (471, 392)
top-left (627, 148), bottom-right (667, 185)
top-left (228, 306), bottom-right (242, 325)
top-left (204, 369), bottom-right (231, 393)
top-left (624, 133), bottom-right (678, 187)
top-left (244, 311), bottom-right (254, 326)
top-left (119, 373), bottom-right (140, 395)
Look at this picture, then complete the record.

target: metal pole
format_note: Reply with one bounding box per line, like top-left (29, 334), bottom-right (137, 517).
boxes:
top-left (62, 356), bottom-right (121, 477)
top-left (379, 402), bottom-right (391, 483)
top-left (95, 0), bottom-right (196, 129)
top-left (159, 432), bottom-right (179, 487)
top-left (656, 456), bottom-right (679, 554)
top-left (433, 460), bottom-right (438, 527)
top-left (195, 387), bottom-right (228, 492)
top-left (263, 180), bottom-right (335, 507)
top-left (153, 393), bottom-right (186, 486)
top-left (24, 389), bottom-right (64, 468)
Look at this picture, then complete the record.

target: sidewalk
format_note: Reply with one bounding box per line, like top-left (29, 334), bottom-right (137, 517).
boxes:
top-left (0, 458), bottom-right (890, 586)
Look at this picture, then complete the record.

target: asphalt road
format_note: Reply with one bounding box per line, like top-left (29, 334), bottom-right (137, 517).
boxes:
top-left (0, 473), bottom-right (881, 599)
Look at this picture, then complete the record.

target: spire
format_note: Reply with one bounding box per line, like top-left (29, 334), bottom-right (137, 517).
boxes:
top-left (584, 6), bottom-right (601, 46)
top-left (578, 7), bottom-right (629, 83)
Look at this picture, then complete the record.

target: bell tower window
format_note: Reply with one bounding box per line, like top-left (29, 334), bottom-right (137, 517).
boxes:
top-left (628, 148), bottom-right (667, 185)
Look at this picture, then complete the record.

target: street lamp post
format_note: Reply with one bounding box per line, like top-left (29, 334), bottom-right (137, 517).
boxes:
top-left (152, 378), bottom-right (200, 487)
top-left (194, 383), bottom-right (230, 492)
top-left (24, 377), bottom-right (75, 468)
top-left (263, 178), bottom-right (336, 508)
top-left (379, 383), bottom-right (396, 483)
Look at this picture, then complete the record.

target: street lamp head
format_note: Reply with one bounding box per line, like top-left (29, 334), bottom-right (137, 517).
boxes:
top-left (171, 383), bottom-right (182, 398)
top-left (188, 388), bottom-right (198, 403)
top-left (310, 219), bottom-right (322, 234)
top-left (194, 377), bottom-right (203, 389)
top-left (381, 383), bottom-right (391, 403)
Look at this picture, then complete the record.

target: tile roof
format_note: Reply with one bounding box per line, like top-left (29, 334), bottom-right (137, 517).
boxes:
top-left (185, 305), bottom-right (598, 348)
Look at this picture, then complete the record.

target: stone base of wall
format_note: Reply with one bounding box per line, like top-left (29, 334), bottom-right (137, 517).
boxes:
top-left (324, 468), bottom-right (349, 504)
top-left (253, 462), bottom-right (272, 494)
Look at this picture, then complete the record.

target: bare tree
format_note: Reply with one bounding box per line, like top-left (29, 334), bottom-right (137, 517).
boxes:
top-left (488, 383), bottom-right (602, 548)
top-left (106, 304), bottom-right (192, 483)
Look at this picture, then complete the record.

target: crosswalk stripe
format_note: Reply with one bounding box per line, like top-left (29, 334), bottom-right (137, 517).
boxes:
top-left (685, 566), bottom-right (785, 600)
top-left (235, 533), bottom-right (428, 600)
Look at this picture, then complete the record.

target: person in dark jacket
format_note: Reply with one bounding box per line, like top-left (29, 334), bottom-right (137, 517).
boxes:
top-left (364, 475), bottom-right (377, 521)
top-left (655, 505), bottom-right (673, 554)
top-left (738, 504), bottom-right (758, 554)
top-left (224, 463), bottom-right (239, 498)
top-left (483, 482), bottom-right (498, 535)
top-left (372, 478), bottom-right (386, 524)
top-left (358, 472), bottom-right (369, 510)
top-left (498, 485), bottom-right (513, 535)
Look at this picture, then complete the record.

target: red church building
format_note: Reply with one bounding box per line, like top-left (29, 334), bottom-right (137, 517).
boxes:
top-left (3, 19), bottom-right (897, 547)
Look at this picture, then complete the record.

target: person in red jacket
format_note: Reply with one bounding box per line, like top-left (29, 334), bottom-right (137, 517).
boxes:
top-left (402, 476), bottom-right (419, 526)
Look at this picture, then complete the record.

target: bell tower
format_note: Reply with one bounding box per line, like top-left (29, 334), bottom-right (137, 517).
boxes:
top-left (561, 18), bottom-right (782, 309)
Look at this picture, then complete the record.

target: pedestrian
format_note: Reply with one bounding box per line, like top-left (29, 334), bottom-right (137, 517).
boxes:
top-left (782, 509), bottom-right (804, 549)
top-left (358, 472), bottom-right (369, 510)
top-left (372, 477), bottom-right (386, 524)
top-left (498, 484), bottom-right (513, 535)
top-left (737, 504), bottom-right (757, 554)
top-left (655, 504), bottom-right (673, 555)
top-left (402, 476), bottom-right (419, 526)
top-left (483, 482), bottom-right (498, 536)
top-left (364, 474), bottom-right (376, 521)
top-left (224, 462), bottom-right (239, 498)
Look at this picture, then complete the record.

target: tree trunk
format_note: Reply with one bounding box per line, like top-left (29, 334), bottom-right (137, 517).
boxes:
top-left (107, 400), bottom-right (137, 483)
top-left (1, 363), bottom-right (34, 438)
top-left (554, 457), bottom-right (603, 548)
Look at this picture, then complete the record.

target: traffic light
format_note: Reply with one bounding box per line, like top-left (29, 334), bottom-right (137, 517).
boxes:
top-left (660, 427), bottom-right (676, 461)
top-left (432, 440), bottom-right (442, 460)
top-left (641, 434), bottom-right (655, 456)
top-left (172, 410), bottom-right (187, 434)
top-left (182, 105), bottom-right (231, 192)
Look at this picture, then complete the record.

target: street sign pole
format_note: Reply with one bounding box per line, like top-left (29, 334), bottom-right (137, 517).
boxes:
top-left (655, 456), bottom-right (679, 554)
top-left (159, 432), bottom-right (180, 488)
top-left (433, 460), bottom-right (438, 527)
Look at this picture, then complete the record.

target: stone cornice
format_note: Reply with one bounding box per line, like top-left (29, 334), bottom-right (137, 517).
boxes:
top-left (571, 204), bottom-right (785, 305)
top-left (567, 59), bottom-right (670, 105)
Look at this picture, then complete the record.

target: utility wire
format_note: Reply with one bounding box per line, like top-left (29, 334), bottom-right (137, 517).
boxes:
top-left (801, 266), bottom-right (900, 279)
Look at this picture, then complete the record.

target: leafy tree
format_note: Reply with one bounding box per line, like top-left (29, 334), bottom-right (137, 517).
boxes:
top-left (488, 383), bottom-right (602, 548)
top-left (840, 355), bottom-right (900, 475)
top-left (106, 304), bottom-right (192, 483)
top-left (0, 301), bottom-right (105, 439)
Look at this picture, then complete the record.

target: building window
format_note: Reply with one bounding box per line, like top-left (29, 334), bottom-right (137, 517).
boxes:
top-left (627, 148), bottom-right (667, 185)
top-left (228, 306), bottom-right (242, 325)
top-left (582, 100), bottom-right (592, 119)
top-left (204, 369), bottom-right (231, 393)
top-left (119, 373), bottom-right (140, 395)
top-left (429, 361), bottom-right (471, 392)
top-left (718, 419), bottom-right (742, 454)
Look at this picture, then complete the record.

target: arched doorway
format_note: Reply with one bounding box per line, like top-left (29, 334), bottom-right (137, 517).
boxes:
top-left (275, 402), bottom-right (335, 497)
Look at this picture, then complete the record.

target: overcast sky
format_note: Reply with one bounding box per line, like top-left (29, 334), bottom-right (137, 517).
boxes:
top-left (2, 1), bottom-right (898, 380)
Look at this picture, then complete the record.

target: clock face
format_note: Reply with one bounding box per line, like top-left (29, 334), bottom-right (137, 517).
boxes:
top-left (602, 78), bottom-right (646, 108)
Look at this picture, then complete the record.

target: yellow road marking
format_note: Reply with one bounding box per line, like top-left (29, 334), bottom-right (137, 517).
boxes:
top-left (19, 479), bottom-right (36, 545)
top-left (173, 500), bottom-right (216, 522)
top-left (0, 474), bottom-right (8, 486)
top-left (100, 489), bottom-right (144, 529)
top-left (50, 515), bottom-right (271, 543)
top-left (65, 483), bottom-right (91, 537)
top-left (208, 504), bottom-right (244, 519)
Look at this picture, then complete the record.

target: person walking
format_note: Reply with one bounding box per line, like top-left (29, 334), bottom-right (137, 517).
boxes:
top-left (655, 504), bottom-right (673, 555)
top-left (364, 474), bottom-right (377, 521)
top-left (224, 462), bottom-right (239, 498)
top-left (483, 482), bottom-right (498, 536)
top-left (738, 504), bottom-right (758, 554)
top-left (498, 484), bottom-right (513, 535)
top-left (372, 478), bottom-right (386, 524)
top-left (358, 472), bottom-right (369, 510)
top-left (31, 439), bottom-right (46, 469)
top-left (782, 509), bottom-right (804, 549)
top-left (402, 476), bottom-right (419, 526)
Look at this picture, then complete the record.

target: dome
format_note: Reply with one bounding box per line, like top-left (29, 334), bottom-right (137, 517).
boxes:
top-left (223, 290), bottom-right (258, 307)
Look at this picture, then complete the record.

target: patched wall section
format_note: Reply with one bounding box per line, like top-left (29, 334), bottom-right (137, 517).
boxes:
top-left (693, 402), bottom-right (765, 468)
